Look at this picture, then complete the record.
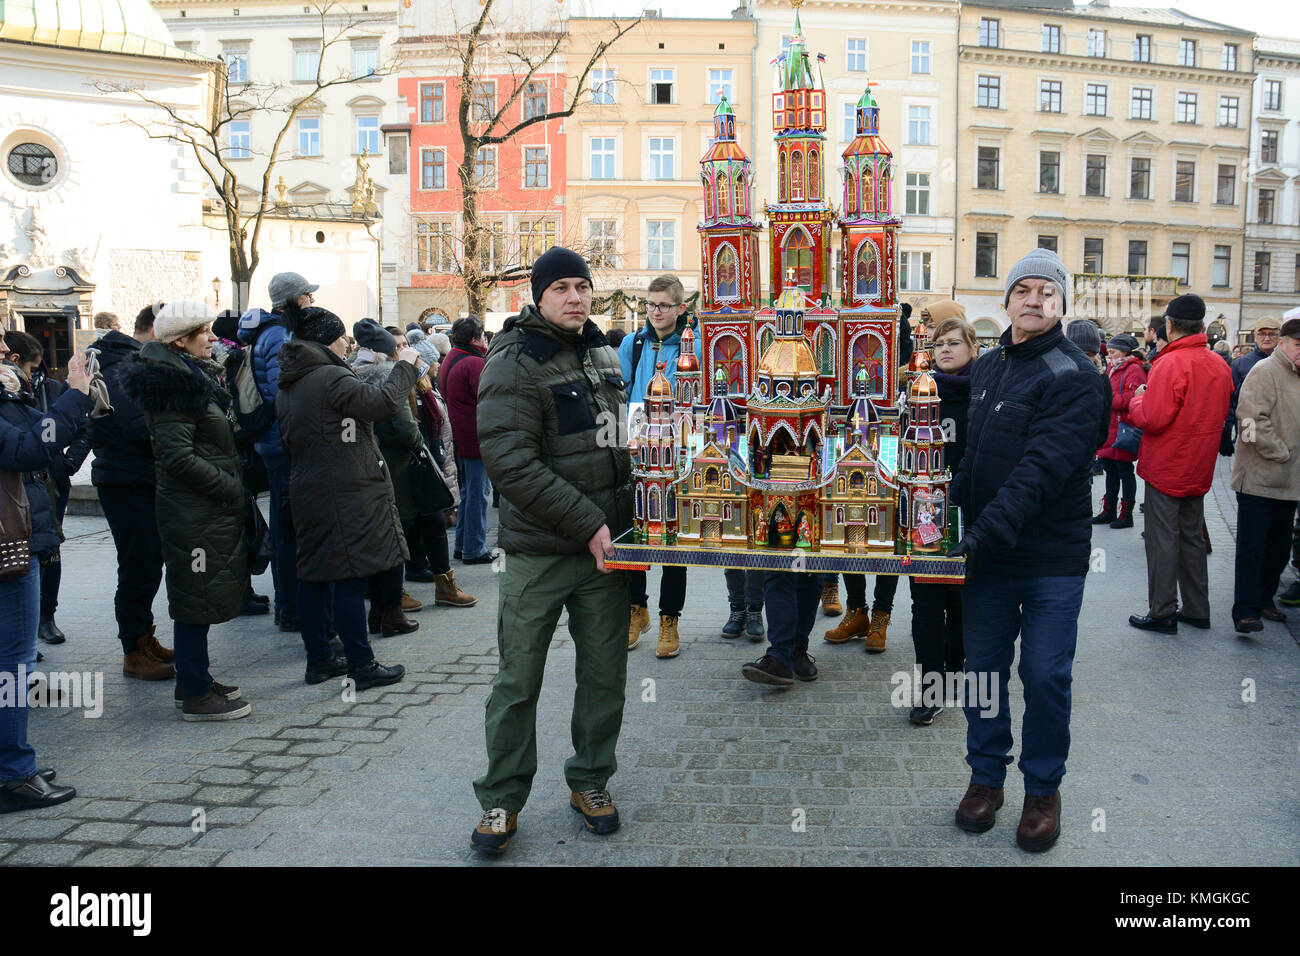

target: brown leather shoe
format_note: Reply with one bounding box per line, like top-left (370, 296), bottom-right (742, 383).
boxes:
top-left (1016, 791), bottom-right (1062, 852)
top-left (380, 606), bottom-right (419, 637)
top-left (954, 782), bottom-right (1004, 833)
top-left (142, 626), bottom-right (174, 663)
top-left (123, 649), bottom-right (175, 682)
top-left (1261, 606), bottom-right (1287, 622)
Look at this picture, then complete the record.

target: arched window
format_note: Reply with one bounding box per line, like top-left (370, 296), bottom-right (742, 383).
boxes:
top-left (715, 244), bottom-right (739, 300)
top-left (778, 150), bottom-right (788, 200)
top-left (919, 450), bottom-right (927, 472)
top-left (862, 169), bottom-right (875, 215)
top-left (759, 325), bottom-right (775, 355)
top-left (855, 241), bottom-right (880, 299)
top-left (817, 326), bottom-right (834, 374)
top-left (850, 471), bottom-right (865, 490)
top-left (850, 332), bottom-right (888, 398)
top-left (705, 466), bottom-right (720, 486)
top-left (667, 491), bottom-right (677, 519)
top-left (876, 159), bottom-right (889, 215)
top-left (807, 148), bottom-right (820, 200)
top-left (648, 486), bottom-right (661, 520)
top-left (636, 485), bottom-right (644, 518)
top-left (934, 449), bottom-right (942, 472)
top-left (717, 171), bottom-right (730, 218)
top-left (735, 175), bottom-right (746, 217)
top-left (650, 445), bottom-right (658, 466)
top-left (783, 228), bottom-right (813, 288)
top-left (845, 170), bottom-right (857, 214)
top-left (900, 488), bottom-right (909, 526)
top-left (791, 148), bottom-right (803, 199)
top-left (711, 334), bottom-right (745, 394)
top-left (704, 177), bottom-right (715, 219)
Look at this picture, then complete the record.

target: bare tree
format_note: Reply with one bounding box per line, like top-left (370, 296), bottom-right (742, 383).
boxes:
top-left (421, 0), bottom-right (639, 316)
top-left (100, 1), bottom-right (397, 311)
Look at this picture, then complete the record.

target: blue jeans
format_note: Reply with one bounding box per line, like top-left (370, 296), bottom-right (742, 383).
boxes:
top-left (263, 453), bottom-right (297, 618)
top-left (0, 555), bottom-right (40, 780)
top-left (762, 571), bottom-right (822, 669)
top-left (455, 457), bottom-right (491, 560)
top-left (961, 573), bottom-right (1085, 796)
top-left (299, 578), bottom-right (374, 670)
top-left (724, 569), bottom-right (764, 611)
top-left (173, 622), bottom-right (214, 699)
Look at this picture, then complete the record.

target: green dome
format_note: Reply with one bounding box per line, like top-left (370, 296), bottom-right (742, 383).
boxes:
top-left (857, 85), bottom-right (878, 109)
top-left (714, 92), bottom-right (734, 116)
top-left (0, 0), bottom-right (204, 60)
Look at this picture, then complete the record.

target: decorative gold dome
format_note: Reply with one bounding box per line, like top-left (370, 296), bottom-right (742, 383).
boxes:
top-left (758, 339), bottom-right (819, 379)
top-left (677, 327), bottom-right (699, 372)
top-left (910, 371), bottom-right (938, 400)
top-left (646, 361), bottom-right (673, 399)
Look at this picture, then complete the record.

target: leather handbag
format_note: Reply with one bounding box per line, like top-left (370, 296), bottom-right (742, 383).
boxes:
top-left (408, 444), bottom-right (454, 516)
top-left (0, 469), bottom-right (32, 580)
top-left (1114, 420), bottom-right (1143, 456)
top-left (245, 492), bottom-right (274, 575)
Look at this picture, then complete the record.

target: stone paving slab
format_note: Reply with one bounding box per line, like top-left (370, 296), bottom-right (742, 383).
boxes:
top-left (1, 464), bottom-right (1297, 866)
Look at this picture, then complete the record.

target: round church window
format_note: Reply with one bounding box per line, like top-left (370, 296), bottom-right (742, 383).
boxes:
top-left (7, 143), bottom-right (56, 187)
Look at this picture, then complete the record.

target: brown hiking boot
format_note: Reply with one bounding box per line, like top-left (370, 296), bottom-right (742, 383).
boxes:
top-left (864, 609), bottom-right (891, 653)
top-left (434, 570), bottom-right (477, 607)
top-left (1016, 791), bottom-right (1062, 852)
top-left (470, 808), bottom-right (518, 856)
top-left (380, 606), bottom-right (419, 637)
top-left (657, 615), bottom-right (680, 659)
top-left (142, 626), bottom-right (174, 663)
top-left (570, 788), bottom-right (620, 834)
top-left (628, 604), bottom-right (650, 650)
top-left (400, 590), bottom-right (423, 613)
top-left (123, 649), bottom-right (174, 682)
top-left (955, 783), bottom-right (1004, 833)
top-left (181, 690), bottom-right (252, 722)
top-left (821, 580), bottom-right (842, 616)
top-left (824, 607), bottom-right (870, 643)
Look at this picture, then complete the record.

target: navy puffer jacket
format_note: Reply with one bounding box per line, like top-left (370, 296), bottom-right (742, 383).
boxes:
top-left (237, 308), bottom-right (288, 458)
top-left (949, 323), bottom-right (1111, 578)
top-left (87, 330), bottom-right (155, 488)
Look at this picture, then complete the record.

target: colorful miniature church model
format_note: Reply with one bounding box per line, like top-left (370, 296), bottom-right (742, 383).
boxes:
top-left (629, 5), bottom-right (949, 558)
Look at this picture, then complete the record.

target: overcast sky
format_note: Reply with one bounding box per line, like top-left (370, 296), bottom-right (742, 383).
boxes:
top-left (578, 1), bottom-right (1300, 42)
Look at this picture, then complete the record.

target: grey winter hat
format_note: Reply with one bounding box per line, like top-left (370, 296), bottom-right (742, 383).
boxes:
top-left (1065, 319), bottom-right (1102, 355)
top-left (1004, 247), bottom-right (1069, 316)
top-left (1107, 332), bottom-right (1140, 353)
top-left (406, 327), bottom-right (441, 367)
top-left (268, 272), bottom-right (319, 310)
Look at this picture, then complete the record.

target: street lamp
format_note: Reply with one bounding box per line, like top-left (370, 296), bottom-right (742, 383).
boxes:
top-left (212, 276), bottom-right (221, 308)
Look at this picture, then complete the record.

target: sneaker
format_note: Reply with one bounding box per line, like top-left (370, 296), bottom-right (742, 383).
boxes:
top-left (741, 654), bottom-right (794, 687)
top-left (181, 690), bottom-right (252, 722)
top-left (349, 660), bottom-right (405, 690)
top-left (470, 808), bottom-right (518, 855)
top-left (305, 654), bottom-right (349, 685)
top-left (792, 649), bottom-right (818, 682)
top-left (628, 604), bottom-right (650, 650)
top-left (909, 705), bottom-right (943, 726)
top-left (570, 788), bottom-right (620, 835)
top-left (1279, 580), bottom-right (1300, 607)
top-left (174, 679), bottom-right (241, 709)
top-left (745, 610), bottom-right (765, 642)
top-left (657, 615), bottom-right (680, 659)
top-left (721, 607), bottom-right (746, 639)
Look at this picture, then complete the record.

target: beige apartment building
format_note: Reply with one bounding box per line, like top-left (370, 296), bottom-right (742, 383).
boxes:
top-left (753, 0), bottom-right (961, 320)
top-left (566, 13), bottom-right (758, 315)
top-left (956, 0), bottom-right (1254, 336)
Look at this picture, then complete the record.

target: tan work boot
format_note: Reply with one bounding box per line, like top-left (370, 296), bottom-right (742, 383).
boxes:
top-left (142, 626), bottom-right (174, 663)
top-left (401, 590), bottom-right (423, 613)
top-left (434, 570), bottom-right (477, 607)
top-left (123, 648), bottom-right (175, 681)
top-left (821, 580), bottom-right (842, 616)
top-left (824, 607), bottom-right (870, 643)
top-left (864, 609), bottom-right (891, 653)
top-left (628, 604), bottom-right (650, 650)
top-left (657, 615), bottom-right (680, 659)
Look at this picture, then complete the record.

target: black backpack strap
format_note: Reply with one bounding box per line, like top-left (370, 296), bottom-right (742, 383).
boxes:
top-left (630, 328), bottom-right (648, 398)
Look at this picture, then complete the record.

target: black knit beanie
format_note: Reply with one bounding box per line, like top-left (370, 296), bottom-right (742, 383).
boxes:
top-left (283, 300), bottom-right (345, 346)
top-left (353, 318), bottom-right (396, 355)
top-left (1164, 293), bottom-right (1205, 324)
top-left (530, 246), bottom-right (592, 304)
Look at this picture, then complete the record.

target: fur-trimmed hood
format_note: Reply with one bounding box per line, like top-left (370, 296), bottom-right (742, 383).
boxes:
top-left (120, 340), bottom-right (228, 418)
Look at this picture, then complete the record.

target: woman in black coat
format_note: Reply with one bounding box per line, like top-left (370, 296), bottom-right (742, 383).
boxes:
top-left (907, 311), bottom-right (976, 727)
top-left (274, 302), bottom-right (418, 690)
top-left (120, 302), bottom-right (250, 722)
top-left (0, 342), bottom-right (91, 813)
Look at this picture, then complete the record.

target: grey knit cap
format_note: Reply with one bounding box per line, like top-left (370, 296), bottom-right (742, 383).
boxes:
top-left (1107, 332), bottom-right (1140, 353)
top-left (1065, 319), bottom-right (1102, 354)
top-left (1004, 247), bottom-right (1069, 316)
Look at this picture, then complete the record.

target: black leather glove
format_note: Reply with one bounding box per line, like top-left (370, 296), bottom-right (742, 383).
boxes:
top-left (1219, 428), bottom-right (1235, 458)
top-left (947, 530), bottom-right (980, 561)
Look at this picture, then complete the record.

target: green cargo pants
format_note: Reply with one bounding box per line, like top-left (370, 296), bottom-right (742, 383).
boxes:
top-left (472, 552), bottom-right (630, 813)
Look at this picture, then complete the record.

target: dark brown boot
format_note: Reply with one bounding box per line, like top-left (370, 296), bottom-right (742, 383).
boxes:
top-left (1016, 791), bottom-right (1061, 852)
top-left (380, 606), bottom-right (419, 637)
top-left (955, 782), bottom-right (1004, 833)
top-left (142, 626), bottom-right (174, 663)
top-left (123, 649), bottom-right (175, 681)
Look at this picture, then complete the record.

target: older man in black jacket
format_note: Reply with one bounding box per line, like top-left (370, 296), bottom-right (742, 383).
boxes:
top-left (946, 248), bottom-right (1110, 853)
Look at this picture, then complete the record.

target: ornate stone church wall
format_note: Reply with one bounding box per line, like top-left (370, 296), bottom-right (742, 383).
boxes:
top-left (106, 249), bottom-right (202, 318)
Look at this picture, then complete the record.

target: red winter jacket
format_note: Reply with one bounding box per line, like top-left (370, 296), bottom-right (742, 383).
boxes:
top-left (1127, 333), bottom-right (1232, 497)
top-left (440, 344), bottom-right (486, 460)
top-left (1096, 355), bottom-right (1147, 463)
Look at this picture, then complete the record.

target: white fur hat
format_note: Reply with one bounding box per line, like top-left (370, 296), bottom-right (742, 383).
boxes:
top-left (153, 301), bottom-right (216, 344)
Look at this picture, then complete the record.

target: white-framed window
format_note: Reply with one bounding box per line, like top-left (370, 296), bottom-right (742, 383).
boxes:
top-left (905, 172), bottom-right (930, 215)
top-left (707, 68), bottom-right (734, 104)
top-left (518, 219), bottom-right (557, 265)
top-left (1221, 43), bottom-right (1238, 71)
top-left (1042, 25), bottom-right (1061, 54)
top-left (1087, 29), bottom-right (1107, 58)
top-left (650, 68), bottom-right (674, 105)
top-left (228, 120), bottom-right (251, 160)
top-left (1215, 163), bottom-right (1236, 205)
top-left (1085, 153), bottom-right (1107, 197)
top-left (474, 146), bottom-right (496, 188)
top-left (1083, 237), bottom-right (1104, 273)
top-left (975, 232), bottom-right (998, 277)
top-left (978, 18), bottom-right (999, 48)
top-left (1263, 79), bottom-right (1282, 112)
top-left (477, 221), bottom-right (505, 275)
top-left (1128, 240), bottom-right (1148, 277)
top-left (907, 105), bottom-right (931, 145)
top-left (1131, 87), bottom-right (1153, 120)
top-left (355, 115), bottom-right (380, 155)
top-left (1040, 79), bottom-right (1062, 113)
top-left (842, 101), bottom-right (856, 141)
top-left (1178, 38), bottom-right (1197, 67)
top-left (1171, 242), bottom-right (1190, 285)
top-left (1261, 129), bottom-right (1279, 163)
top-left (588, 220), bottom-right (617, 268)
top-left (1129, 156), bottom-right (1151, 199)
top-left (1218, 95), bottom-right (1239, 128)
top-left (297, 116), bottom-right (321, 157)
top-left (1176, 91), bottom-right (1198, 124)
top-left (524, 146), bottom-right (548, 188)
top-left (420, 148), bottom-right (445, 190)
top-left (900, 251), bottom-right (932, 291)
top-left (647, 219), bottom-right (676, 270)
top-left (293, 43), bottom-right (320, 83)
top-left (1039, 150), bottom-right (1060, 193)
top-left (1212, 244), bottom-right (1231, 287)
top-left (223, 46), bottom-right (249, 83)
top-left (1133, 34), bottom-right (1151, 62)
top-left (420, 83), bottom-right (444, 123)
top-left (591, 68), bottom-right (617, 105)
top-left (911, 40), bottom-right (931, 74)
top-left (471, 81), bottom-right (495, 122)
top-left (1175, 159), bottom-right (1196, 202)
top-left (589, 137), bottom-right (615, 179)
top-left (1085, 83), bottom-right (1108, 117)
top-left (977, 145), bottom-right (1000, 190)
top-left (649, 137), bottom-right (675, 180)
top-left (846, 37), bottom-right (868, 72)
top-left (351, 42), bottom-right (379, 79)
top-left (977, 75), bottom-right (1000, 109)
top-left (523, 81), bottom-right (547, 121)
top-left (415, 220), bottom-right (455, 273)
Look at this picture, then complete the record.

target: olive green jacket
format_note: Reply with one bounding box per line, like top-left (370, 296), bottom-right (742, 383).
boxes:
top-left (477, 306), bottom-right (632, 555)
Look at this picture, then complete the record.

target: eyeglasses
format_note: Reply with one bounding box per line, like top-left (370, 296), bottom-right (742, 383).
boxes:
top-left (646, 302), bottom-right (681, 313)
top-left (1255, 331), bottom-right (1279, 339)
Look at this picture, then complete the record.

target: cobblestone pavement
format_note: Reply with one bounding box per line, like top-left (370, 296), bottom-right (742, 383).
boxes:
top-left (1, 460), bottom-right (1296, 866)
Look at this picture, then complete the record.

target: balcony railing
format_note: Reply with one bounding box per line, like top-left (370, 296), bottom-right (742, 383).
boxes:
top-left (1074, 273), bottom-right (1178, 335)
